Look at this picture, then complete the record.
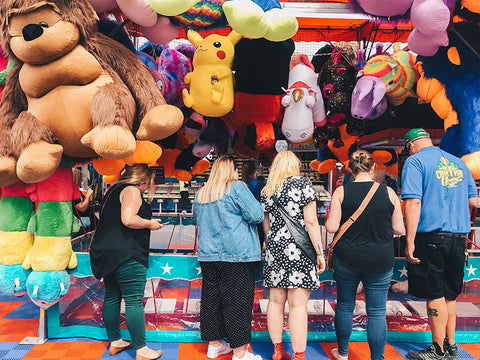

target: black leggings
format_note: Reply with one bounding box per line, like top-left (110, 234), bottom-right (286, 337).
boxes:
top-left (199, 261), bottom-right (260, 349)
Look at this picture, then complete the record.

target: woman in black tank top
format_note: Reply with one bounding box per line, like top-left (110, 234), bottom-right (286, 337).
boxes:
top-left (89, 164), bottom-right (164, 360)
top-left (325, 150), bottom-right (405, 360)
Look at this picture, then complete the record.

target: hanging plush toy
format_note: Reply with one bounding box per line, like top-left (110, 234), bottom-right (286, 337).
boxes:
top-left (350, 47), bottom-right (388, 120)
top-left (155, 148), bottom-right (210, 182)
top-left (351, 43), bottom-right (418, 121)
top-left (317, 47), bottom-right (360, 137)
top-left (0, 0), bottom-right (184, 307)
top-left (348, 0), bottom-right (456, 56)
top-left (417, 21), bottom-right (480, 178)
top-left (150, 0), bottom-right (298, 42)
top-left (157, 47), bottom-right (192, 108)
top-left (87, 0), bottom-right (180, 45)
top-left (0, 0), bottom-right (183, 186)
top-left (310, 125), bottom-right (358, 173)
top-left (222, 38), bottom-right (294, 160)
top-left (183, 29), bottom-right (243, 117)
top-left (192, 117), bottom-right (232, 157)
top-left (281, 54), bottom-right (326, 144)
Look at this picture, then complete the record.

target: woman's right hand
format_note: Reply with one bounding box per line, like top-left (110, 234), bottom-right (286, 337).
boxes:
top-left (85, 187), bottom-right (94, 199)
top-left (316, 254), bottom-right (326, 274)
top-left (148, 219), bottom-right (163, 231)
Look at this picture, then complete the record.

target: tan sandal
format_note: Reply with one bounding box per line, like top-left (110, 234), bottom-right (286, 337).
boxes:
top-left (331, 348), bottom-right (348, 360)
top-left (109, 341), bottom-right (133, 355)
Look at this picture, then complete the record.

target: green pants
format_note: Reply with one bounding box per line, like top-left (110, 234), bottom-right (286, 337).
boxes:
top-left (102, 259), bottom-right (147, 349)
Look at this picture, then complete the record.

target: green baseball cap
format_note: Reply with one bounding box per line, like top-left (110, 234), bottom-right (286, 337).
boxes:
top-left (404, 128), bottom-right (430, 149)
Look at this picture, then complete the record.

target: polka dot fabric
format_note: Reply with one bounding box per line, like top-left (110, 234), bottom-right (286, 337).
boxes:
top-left (261, 176), bottom-right (320, 290)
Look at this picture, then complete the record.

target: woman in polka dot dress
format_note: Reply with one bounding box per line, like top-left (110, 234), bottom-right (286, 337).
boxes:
top-left (261, 150), bottom-right (325, 360)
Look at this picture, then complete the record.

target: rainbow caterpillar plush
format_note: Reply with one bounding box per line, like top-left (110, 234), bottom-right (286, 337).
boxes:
top-left (417, 21), bottom-right (480, 179)
top-left (0, 169), bottom-right (80, 308)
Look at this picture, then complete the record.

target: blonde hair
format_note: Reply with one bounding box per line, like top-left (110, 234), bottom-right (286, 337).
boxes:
top-left (262, 150), bottom-right (301, 197)
top-left (348, 150), bottom-right (374, 177)
top-left (196, 156), bottom-right (237, 204)
top-left (117, 164), bottom-right (156, 202)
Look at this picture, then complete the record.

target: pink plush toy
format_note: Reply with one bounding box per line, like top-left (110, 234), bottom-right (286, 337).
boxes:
top-left (86, 0), bottom-right (179, 45)
top-left (157, 47), bottom-right (192, 108)
top-left (349, 0), bottom-right (456, 56)
top-left (408, 0), bottom-right (452, 56)
top-left (281, 54), bottom-right (326, 144)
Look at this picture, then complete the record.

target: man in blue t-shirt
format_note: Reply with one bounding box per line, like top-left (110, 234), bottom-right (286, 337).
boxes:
top-left (401, 129), bottom-right (478, 360)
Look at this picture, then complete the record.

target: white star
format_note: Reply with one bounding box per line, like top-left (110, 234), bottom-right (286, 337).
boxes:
top-left (398, 266), bottom-right (408, 278)
top-left (161, 263), bottom-right (173, 275)
top-left (196, 267), bottom-right (202, 275)
top-left (466, 264), bottom-right (477, 276)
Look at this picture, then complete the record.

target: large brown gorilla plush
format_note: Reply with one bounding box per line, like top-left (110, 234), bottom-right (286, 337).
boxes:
top-left (0, 0), bottom-right (183, 186)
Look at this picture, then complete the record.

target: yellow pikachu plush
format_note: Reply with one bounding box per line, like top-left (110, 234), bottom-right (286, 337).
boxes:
top-left (182, 30), bottom-right (243, 117)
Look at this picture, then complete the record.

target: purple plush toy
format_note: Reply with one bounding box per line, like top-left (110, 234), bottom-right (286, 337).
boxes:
top-left (349, 0), bottom-right (456, 56)
top-left (157, 47), bottom-right (192, 108)
top-left (351, 76), bottom-right (388, 120)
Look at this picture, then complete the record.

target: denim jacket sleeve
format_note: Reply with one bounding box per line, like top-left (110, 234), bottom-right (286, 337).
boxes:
top-left (233, 181), bottom-right (264, 224)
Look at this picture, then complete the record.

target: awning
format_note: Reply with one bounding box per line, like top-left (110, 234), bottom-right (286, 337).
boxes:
top-left (126, 1), bottom-right (414, 44)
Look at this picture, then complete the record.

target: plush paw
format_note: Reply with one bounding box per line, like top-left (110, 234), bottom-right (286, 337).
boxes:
top-left (264, 8), bottom-right (298, 42)
top-left (0, 157), bottom-right (19, 187)
top-left (136, 104), bottom-right (184, 141)
top-left (17, 142), bottom-right (63, 184)
top-left (223, 0), bottom-right (268, 38)
top-left (315, 159), bottom-right (337, 174)
top-left (81, 125), bottom-right (136, 160)
top-left (26, 270), bottom-right (70, 308)
top-left (191, 159), bottom-right (210, 175)
top-left (0, 264), bottom-right (31, 297)
top-left (462, 151), bottom-right (480, 180)
top-left (182, 88), bottom-right (194, 109)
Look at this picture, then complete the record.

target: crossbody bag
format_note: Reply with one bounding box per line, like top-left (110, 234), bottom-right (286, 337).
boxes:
top-left (326, 182), bottom-right (380, 272)
top-left (272, 194), bottom-right (317, 263)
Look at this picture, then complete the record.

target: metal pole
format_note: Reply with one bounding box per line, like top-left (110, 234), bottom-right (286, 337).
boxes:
top-left (20, 308), bottom-right (48, 345)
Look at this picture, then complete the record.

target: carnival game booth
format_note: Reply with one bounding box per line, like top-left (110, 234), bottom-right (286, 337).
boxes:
top-left (1, 0), bottom-right (480, 347)
top-left (46, 248), bottom-right (480, 343)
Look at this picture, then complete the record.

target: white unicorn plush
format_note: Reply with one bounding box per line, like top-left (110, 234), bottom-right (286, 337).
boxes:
top-left (281, 55), bottom-right (326, 144)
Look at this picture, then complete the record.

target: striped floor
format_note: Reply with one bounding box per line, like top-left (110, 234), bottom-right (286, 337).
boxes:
top-left (1, 298), bottom-right (480, 359)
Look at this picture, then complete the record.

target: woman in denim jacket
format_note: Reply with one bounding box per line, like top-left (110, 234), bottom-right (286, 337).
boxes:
top-left (193, 156), bottom-right (264, 360)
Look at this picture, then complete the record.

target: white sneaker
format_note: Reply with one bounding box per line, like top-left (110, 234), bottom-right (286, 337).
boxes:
top-left (232, 350), bottom-right (262, 360)
top-left (207, 340), bottom-right (232, 359)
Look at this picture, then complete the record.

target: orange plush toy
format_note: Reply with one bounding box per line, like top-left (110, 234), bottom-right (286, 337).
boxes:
top-left (155, 148), bottom-right (210, 182)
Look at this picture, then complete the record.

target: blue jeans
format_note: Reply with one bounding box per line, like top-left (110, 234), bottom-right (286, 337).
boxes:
top-left (333, 255), bottom-right (393, 360)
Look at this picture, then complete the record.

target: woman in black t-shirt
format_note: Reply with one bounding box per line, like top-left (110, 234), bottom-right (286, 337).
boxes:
top-left (89, 164), bottom-right (164, 360)
top-left (325, 150), bottom-right (404, 360)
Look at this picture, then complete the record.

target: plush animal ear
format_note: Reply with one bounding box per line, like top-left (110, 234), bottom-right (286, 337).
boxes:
top-left (387, 62), bottom-right (398, 75)
top-left (187, 30), bottom-right (203, 47)
top-left (333, 48), bottom-right (343, 65)
top-left (372, 80), bottom-right (386, 108)
top-left (357, 49), bottom-right (364, 63)
top-left (227, 30), bottom-right (243, 46)
top-left (447, 47), bottom-right (461, 65)
top-left (415, 61), bottom-right (424, 75)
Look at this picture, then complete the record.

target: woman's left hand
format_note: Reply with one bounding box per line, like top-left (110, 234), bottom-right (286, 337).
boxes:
top-left (316, 255), bottom-right (326, 274)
